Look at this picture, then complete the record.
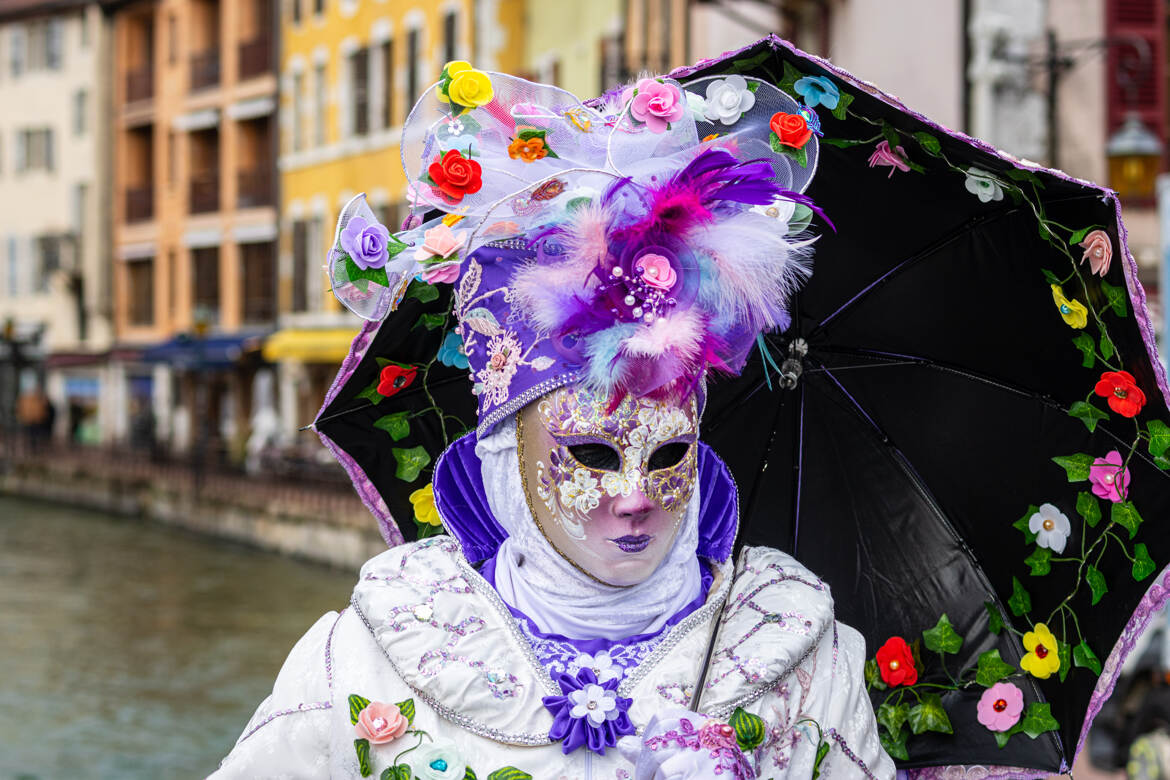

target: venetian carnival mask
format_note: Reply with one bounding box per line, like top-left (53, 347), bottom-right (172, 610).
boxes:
top-left (516, 385), bottom-right (698, 586)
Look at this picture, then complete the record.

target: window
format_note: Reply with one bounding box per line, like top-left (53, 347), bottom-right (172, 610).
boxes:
top-left (7, 237), bottom-right (18, 297)
top-left (192, 247), bottom-right (220, 324)
top-left (167, 130), bottom-right (176, 188)
top-left (16, 129), bottom-right (54, 172)
top-left (350, 46), bottom-right (369, 136)
top-left (24, 21), bottom-right (63, 71)
top-left (35, 235), bottom-right (60, 292)
top-left (79, 10), bottom-right (89, 48)
top-left (241, 242), bottom-right (276, 322)
top-left (127, 257), bottom-right (154, 326)
top-left (168, 13), bottom-right (178, 64)
top-left (73, 90), bottom-right (87, 135)
top-left (291, 71), bottom-right (304, 151)
top-left (380, 40), bottom-right (394, 128)
top-left (443, 11), bottom-right (457, 65)
top-left (406, 29), bottom-right (419, 110)
top-left (73, 183), bottom-right (87, 260)
top-left (314, 62), bottom-right (327, 146)
top-left (291, 219), bottom-right (308, 312)
top-left (9, 28), bottom-right (24, 77)
top-left (377, 202), bottom-right (400, 233)
top-left (290, 0), bottom-right (301, 25)
top-left (314, 0), bottom-right (325, 15)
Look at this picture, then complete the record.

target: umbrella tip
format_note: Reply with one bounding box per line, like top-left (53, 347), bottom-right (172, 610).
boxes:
top-left (299, 422), bottom-right (317, 432)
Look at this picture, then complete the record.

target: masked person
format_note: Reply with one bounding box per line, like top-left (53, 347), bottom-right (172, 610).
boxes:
top-left (212, 62), bottom-right (893, 780)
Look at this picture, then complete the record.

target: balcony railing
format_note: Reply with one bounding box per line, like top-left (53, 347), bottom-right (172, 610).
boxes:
top-left (237, 167), bottom-right (273, 208)
top-left (190, 48), bottom-right (221, 91)
top-left (125, 186), bottom-right (154, 223)
top-left (238, 36), bottom-right (272, 80)
top-left (126, 66), bottom-right (153, 103)
top-left (189, 174), bottom-right (220, 214)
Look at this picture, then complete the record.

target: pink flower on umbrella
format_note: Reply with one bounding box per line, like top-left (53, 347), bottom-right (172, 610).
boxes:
top-left (867, 140), bottom-right (911, 178)
top-left (1089, 450), bottom-right (1131, 502)
top-left (1079, 230), bottom-right (1113, 277)
top-left (414, 224), bottom-right (465, 262)
top-left (622, 78), bottom-right (685, 133)
top-left (976, 682), bottom-right (1024, 732)
top-left (421, 261), bottom-right (461, 284)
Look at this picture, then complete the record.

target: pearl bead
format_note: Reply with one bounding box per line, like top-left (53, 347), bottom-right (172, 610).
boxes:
top-left (1104, 473), bottom-right (1114, 484)
top-left (1042, 518), bottom-right (1054, 531)
top-left (632, 307), bottom-right (643, 318)
top-left (624, 295), bottom-right (636, 306)
top-left (612, 267), bottom-right (623, 277)
top-left (889, 660), bottom-right (900, 671)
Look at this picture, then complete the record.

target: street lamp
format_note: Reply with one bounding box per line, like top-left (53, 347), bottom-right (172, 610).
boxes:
top-left (1108, 112), bottom-right (1162, 202)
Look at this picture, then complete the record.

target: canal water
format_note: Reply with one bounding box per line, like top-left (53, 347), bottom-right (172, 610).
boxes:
top-left (0, 495), bottom-right (358, 779)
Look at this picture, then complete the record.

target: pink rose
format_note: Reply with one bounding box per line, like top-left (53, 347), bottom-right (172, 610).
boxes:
top-left (1080, 230), bottom-right (1112, 276)
top-left (483, 220), bottom-right (522, 237)
top-left (421, 261), bottom-right (460, 284)
top-left (414, 224), bottom-right (465, 262)
top-left (635, 253), bottom-right (677, 290)
top-left (976, 682), bottom-right (1024, 732)
top-left (867, 140), bottom-right (911, 178)
top-left (490, 352), bottom-right (507, 370)
top-left (623, 78), bottom-right (685, 134)
top-left (1089, 449), bottom-right (1130, 502)
top-left (354, 701), bottom-right (409, 745)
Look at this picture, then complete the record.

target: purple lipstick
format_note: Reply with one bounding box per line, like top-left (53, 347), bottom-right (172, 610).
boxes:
top-left (610, 534), bottom-right (653, 553)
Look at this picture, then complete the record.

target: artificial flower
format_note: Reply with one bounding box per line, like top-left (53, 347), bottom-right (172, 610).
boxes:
top-left (769, 112), bottom-right (813, 149)
top-left (1020, 623), bottom-right (1061, 679)
top-left (377, 364), bottom-right (418, 397)
top-left (751, 196), bottom-right (798, 229)
top-left (964, 167), bottom-right (1004, 203)
top-left (354, 701), bottom-right (410, 744)
top-left (702, 75), bottom-right (756, 125)
top-left (686, 90), bottom-right (709, 122)
top-left (437, 330), bottom-right (469, 369)
top-left (1080, 230), bottom-right (1113, 276)
top-left (1090, 450), bottom-right (1131, 502)
top-left (572, 651), bottom-right (622, 684)
top-left (340, 216), bottom-right (391, 270)
top-left (794, 75), bottom-right (840, 110)
top-left (482, 220), bottom-right (523, 237)
top-left (405, 180), bottom-right (429, 208)
top-left (976, 682), bottom-right (1024, 732)
top-left (427, 149), bottom-right (483, 203)
top-left (697, 719), bottom-right (739, 751)
top-left (1094, 370), bottom-right (1146, 418)
top-left (410, 738), bottom-right (467, 780)
top-left (1028, 503), bottom-right (1071, 554)
top-left (438, 61), bottom-right (493, 109)
top-left (1050, 284), bottom-right (1088, 328)
top-left (421, 262), bottom-right (460, 284)
top-left (875, 636), bottom-right (918, 686)
top-left (623, 78), bottom-right (685, 134)
top-left (867, 140), bottom-right (910, 178)
top-left (799, 105), bottom-right (823, 136)
top-left (634, 253), bottom-right (677, 290)
top-left (414, 223), bottom-right (466, 262)
top-left (542, 668), bottom-right (634, 755)
top-left (409, 483), bottom-right (442, 527)
top-left (508, 135), bottom-right (550, 162)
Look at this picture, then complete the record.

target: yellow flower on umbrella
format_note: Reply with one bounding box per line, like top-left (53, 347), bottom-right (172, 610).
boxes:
top-left (410, 483), bottom-right (442, 527)
top-left (1051, 285), bottom-right (1088, 329)
top-left (438, 61), bottom-right (494, 110)
top-left (1020, 623), bottom-right (1061, 679)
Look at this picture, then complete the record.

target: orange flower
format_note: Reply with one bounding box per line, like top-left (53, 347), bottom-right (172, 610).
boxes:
top-left (508, 136), bottom-right (549, 163)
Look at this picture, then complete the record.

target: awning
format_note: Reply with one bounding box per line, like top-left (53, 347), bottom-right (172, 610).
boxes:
top-left (141, 333), bottom-right (266, 369)
top-left (262, 328), bottom-right (356, 364)
top-left (64, 376), bottom-right (100, 399)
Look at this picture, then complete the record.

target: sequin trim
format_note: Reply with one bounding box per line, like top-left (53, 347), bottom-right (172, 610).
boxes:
top-left (325, 607), bottom-right (346, 693)
top-left (476, 371), bottom-right (581, 437)
top-left (827, 727), bottom-right (881, 780)
top-left (237, 701), bottom-right (332, 745)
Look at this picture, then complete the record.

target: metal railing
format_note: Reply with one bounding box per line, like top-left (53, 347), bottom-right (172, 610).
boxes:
top-left (238, 36), bottom-right (272, 80)
top-left (125, 186), bottom-right (154, 223)
top-left (236, 167), bottom-right (273, 208)
top-left (189, 174), bottom-right (220, 213)
top-left (125, 66), bottom-right (153, 103)
top-left (190, 48), bottom-right (221, 91)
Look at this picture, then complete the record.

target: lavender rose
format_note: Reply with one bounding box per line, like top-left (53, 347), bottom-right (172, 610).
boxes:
top-left (340, 216), bottom-right (391, 270)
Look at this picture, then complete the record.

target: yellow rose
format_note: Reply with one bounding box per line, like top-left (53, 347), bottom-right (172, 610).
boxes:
top-left (1051, 284), bottom-right (1088, 329)
top-left (409, 483), bottom-right (442, 527)
top-left (1020, 623), bottom-right (1061, 679)
top-left (439, 60), bottom-right (493, 109)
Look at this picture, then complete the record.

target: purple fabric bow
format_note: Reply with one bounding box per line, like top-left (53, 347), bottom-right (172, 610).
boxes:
top-left (542, 668), bottom-right (634, 755)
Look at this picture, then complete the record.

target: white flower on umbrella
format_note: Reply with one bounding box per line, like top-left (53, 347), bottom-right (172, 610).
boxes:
top-left (569, 683), bottom-right (620, 726)
top-left (964, 167), bottom-right (1005, 203)
top-left (751, 196), bottom-right (798, 231)
top-left (703, 75), bottom-right (756, 125)
top-left (572, 651), bottom-right (622, 684)
top-left (686, 91), bottom-right (708, 122)
top-left (1028, 503), bottom-right (1071, 554)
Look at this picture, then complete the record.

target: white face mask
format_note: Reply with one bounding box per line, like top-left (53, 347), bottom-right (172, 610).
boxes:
top-left (517, 386), bottom-right (698, 587)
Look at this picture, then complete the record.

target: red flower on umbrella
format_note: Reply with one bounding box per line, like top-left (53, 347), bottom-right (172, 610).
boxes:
top-left (1094, 370), bottom-right (1146, 417)
top-left (428, 149), bottom-right (483, 203)
top-left (876, 636), bottom-right (918, 686)
top-left (378, 364), bottom-right (418, 397)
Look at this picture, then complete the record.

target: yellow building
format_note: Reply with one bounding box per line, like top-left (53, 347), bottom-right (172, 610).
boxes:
top-left (522, 0), bottom-right (624, 98)
top-left (268, 0), bottom-right (524, 446)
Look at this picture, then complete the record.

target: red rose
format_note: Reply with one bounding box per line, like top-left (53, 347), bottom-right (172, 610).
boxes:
top-left (875, 636), bottom-right (918, 687)
top-left (769, 112), bottom-right (813, 150)
top-left (1094, 370), bottom-right (1146, 418)
top-left (427, 149), bottom-right (483, 203)
top-left (377, 364), bottom-right (418, 397)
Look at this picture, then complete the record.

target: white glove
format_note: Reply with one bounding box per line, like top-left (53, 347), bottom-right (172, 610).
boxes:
top-left (618, 708), bottom-right (755, 780)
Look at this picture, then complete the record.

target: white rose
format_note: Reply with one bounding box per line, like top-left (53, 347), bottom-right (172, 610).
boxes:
top-left (703, 75), bottom-right (755, 125)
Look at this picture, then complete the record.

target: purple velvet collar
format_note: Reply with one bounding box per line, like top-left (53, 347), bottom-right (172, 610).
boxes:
top-left (432, 433), bottom-right (740, 566)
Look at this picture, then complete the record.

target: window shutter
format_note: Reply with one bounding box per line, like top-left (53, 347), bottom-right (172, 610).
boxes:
top-left (1105, 0), bottom-right (1165, 142)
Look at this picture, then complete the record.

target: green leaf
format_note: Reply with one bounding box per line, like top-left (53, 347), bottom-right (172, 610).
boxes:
top-left (1013, 505), bottom-right (1040, 544)
top-left (922, 613), bottom-right (963, 655)
top-left (356, 376), bottom-right (385, 406)
top-left (1038, 221), bottom-right (1053, 242)
top-left (812, 739), bottom-right (831, 779)
top-left (1086, 565), bottom-right (1108, 605)
top-left (778, 60), bottom-right (804, 96)
top-left (1133, 542), bottom-right (1157, 581)
top-left (414, 312), bottom-right (446, 331)
top-left (1008, 576), bottom-right (1032, 617)
top-left (1041, 268), bottom-right (1061, 285)
top-left (392, 446), bottom-right (432, 482)
top-left (879, 728), bottom-right (910, 760)
top-left (344, 254), bottom-right (391, 292)
top-left (1072, 333), bottom-right (1096, 368)
top-left (395, 697), bottom-right (415, 727)
top-left (1018, 702), bottom-right (1060, 739)
top-left (1024, 546), bottom-right (1052, 576)
top-left (877, 702), bottom-right (910, 738)
top-left (908, 693), bottom-right (953, 735)
top-left (374, 412), bottom-right (411, 442)
top-left (348, 694), bottom-right (371, 724)
top-left (1074, 640), bottom-right (1103, 676)
top-left (1157, 454), bottom-right (1170, 470)
top-left (1058, 639), bottom-right (1072, 683)
top-left (985, 600), bottom-right (1006, 634)
top-left (976, 649), bottom-right (1017, 687)
top-left (1100, 331), bottom-right (1115, 361)
top-left (1112, 500), bottom-right (1143, 539)
top-left (487, 768), bottom-right (533, 780)
top-left (770, 135), bottom-right (809, 167)
top-left (405, 279), bottom-right (441, 303)
top-left (724, 50), bottom-right (772, 76)
top-left (1101, 280), bottom-right (1128, 318)
top-left (746, 80), bottom-right (760, 93)
top-left (819, 137), bottom-right (871, 148)
top-left (416, 521), bottom-right (445, 538)
top-left (381, 767), bottom-right (410, 780)
top-left (1148, 420), bottom-right (1170, 458)
top-left (913, 131), bottom-right (941, 156)
top-left (1006, 167), bottom-right (1045, 188)
top-left (864, 658), bottom-right (888, 690)
top-left (1068, 401), bottom-right (1109, 433)
top-left (517, 128), bottom-right (547, 141)
top-left (355, 738), bottom-right (372, 777)
top-left (464, 769), bottom-right (478, 780)
top-left (729, 706), bottom-right (766, 751)
top-left (880, 122), bottom-right (900, 148)
top-left (1052, 453), bottom-right (1094, 482)
top-left (994, 730), bottom-right (1015, 748)
top-left (1077, 491), bottom-right (1102, 528)
top-left (830, 90), bottom-right (854, 121)
top-left (1069, 226), bottom-right (1093, 245)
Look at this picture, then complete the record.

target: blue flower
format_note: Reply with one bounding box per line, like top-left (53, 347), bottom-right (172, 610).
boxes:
top-left (438, 331), bottom-right (469, 369)
top-left (794, 75), bottom-right (840, 110)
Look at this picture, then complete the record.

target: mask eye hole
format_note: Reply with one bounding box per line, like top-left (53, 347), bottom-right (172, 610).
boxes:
top-left (568, 443), bottom-right (621, 471)
top-left (649, 442), bottom-right (690, 470)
